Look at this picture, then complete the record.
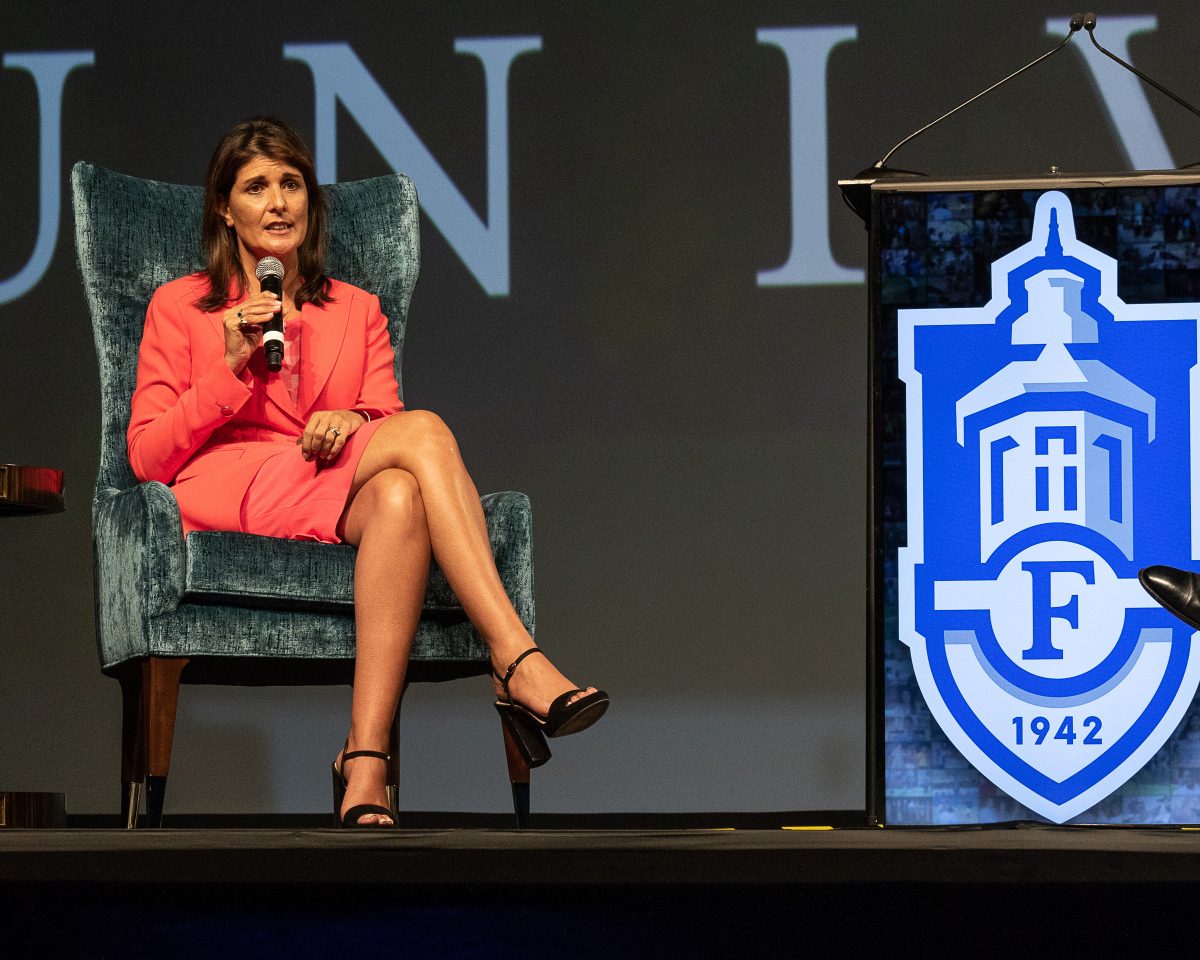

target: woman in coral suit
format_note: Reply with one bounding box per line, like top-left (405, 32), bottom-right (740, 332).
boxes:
top-left (128, 117), bottom-right (607, 826)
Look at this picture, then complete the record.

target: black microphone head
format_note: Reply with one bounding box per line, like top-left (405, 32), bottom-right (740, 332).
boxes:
top-left (1069, 12), bottom-right (1085, 32)
top-left (1083, 11), bottom-right (1097, 31)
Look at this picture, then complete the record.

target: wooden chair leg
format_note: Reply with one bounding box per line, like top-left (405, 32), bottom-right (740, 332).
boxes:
top-left (499, 714), bottom-right (532, 829)
top-left (116, 663), bottom-right (146, 829)
top-left (386, 683), bottom-right (406, 819)
top-left (143, 656), bottom-right (188, 828)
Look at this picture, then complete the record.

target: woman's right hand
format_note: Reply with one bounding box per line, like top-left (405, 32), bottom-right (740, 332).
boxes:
top-left (223, 291), bottom-right (281, 373)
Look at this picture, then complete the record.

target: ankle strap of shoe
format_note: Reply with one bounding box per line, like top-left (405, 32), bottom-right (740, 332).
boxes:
top-left (496, 646), bottom-right (544, 693)
top-left (343, 750), bottom-right (390, 762)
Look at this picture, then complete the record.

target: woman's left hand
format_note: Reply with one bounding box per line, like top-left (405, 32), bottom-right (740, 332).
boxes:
top-left (301, 409), bottom-right (366, 462)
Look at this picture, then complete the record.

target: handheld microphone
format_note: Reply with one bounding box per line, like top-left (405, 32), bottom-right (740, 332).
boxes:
top-left (255, 256), bottom-right (285, 372)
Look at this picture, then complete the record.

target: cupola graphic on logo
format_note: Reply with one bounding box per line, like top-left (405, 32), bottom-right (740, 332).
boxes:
top-left (898, 190), bottom-right (1200, 823)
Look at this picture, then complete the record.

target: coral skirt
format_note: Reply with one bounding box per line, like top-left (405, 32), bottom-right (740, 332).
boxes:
top-left (237, 416), bottom-right (389, 543)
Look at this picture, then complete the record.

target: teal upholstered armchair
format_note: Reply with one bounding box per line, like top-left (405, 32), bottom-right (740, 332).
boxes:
top-left (72, 162), bottom-right (536, 828)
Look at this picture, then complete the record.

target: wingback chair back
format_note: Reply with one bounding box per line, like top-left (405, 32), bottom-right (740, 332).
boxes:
top-left (74, 164), bottom-right (418, 499)
top-left (72, 162), bottom-right (535, 827)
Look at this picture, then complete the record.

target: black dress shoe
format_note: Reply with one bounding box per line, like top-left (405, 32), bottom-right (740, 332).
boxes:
top-left (1139, 565), bottom-right (1200, 631)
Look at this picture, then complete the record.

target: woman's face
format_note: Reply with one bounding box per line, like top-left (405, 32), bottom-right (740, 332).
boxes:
top-left (221, 154), bottom-right (309, 274)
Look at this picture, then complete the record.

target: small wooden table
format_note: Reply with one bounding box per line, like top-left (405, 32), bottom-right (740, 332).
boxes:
top-left (0, 464), bottom-right (64, 516)
top-left (0, 464), bottom-right (65, 827)
top-left (0, 792), bottom-right (66, 828)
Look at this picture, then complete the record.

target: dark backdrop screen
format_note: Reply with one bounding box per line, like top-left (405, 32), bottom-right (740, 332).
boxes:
top-left (3, 1), bottom-right (1199, 814)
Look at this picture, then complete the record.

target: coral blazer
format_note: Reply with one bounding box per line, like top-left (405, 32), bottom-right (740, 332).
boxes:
top-left (127, 273), bottom-right (404, 534)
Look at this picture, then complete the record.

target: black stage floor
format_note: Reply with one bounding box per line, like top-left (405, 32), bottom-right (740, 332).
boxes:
top-left (3, 820), bottom-right (1200, 957)
top-left (4, 820), bottom-right (1200, 886)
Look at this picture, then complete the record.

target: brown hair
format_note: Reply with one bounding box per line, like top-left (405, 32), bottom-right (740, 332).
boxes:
top-left (195, 116), bottom-right (333, 312)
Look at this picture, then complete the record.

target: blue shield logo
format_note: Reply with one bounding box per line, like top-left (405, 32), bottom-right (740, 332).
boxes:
top-left (898, 190), bottom-right (1200, 823)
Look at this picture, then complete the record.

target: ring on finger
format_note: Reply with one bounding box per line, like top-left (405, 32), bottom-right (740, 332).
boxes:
top-left (329, 427), bottom-right (341, 438)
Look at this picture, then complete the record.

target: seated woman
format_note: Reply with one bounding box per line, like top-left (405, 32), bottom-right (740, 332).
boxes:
top-left (127, 116), bottom-right (608, 827)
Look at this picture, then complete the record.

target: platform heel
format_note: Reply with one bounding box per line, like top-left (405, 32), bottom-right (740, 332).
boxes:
top-left (492, 647), bottom-right (610, 749)
top-left (495, 701), bottom-right (553, 767)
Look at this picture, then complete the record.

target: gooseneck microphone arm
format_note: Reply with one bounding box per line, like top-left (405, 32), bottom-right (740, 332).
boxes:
top-left (873, 13), bottom-right (1085, 171)
top-left (1082, 13), bottom-right (1200, 124)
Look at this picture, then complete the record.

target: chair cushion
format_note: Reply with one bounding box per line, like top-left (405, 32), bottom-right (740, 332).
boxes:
top-left (183, 531), bottom-right (460, 614)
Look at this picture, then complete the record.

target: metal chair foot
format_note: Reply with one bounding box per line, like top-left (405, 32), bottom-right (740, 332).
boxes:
top-left (145, 775), bottom-right (167, 828)
top-left (511, 782), bottom-right (530, 829)
top-left (123, 781), bottom-right (143, 830)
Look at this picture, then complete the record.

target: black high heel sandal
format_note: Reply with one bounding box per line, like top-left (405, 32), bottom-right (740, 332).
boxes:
top-left (331, 742), bottom-right (396, 828)
top-left (493, 647), bottom-right (610, 767)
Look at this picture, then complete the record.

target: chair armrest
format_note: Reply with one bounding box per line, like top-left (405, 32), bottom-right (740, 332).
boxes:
top-left (92, 482), bottom-right (186, 669)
